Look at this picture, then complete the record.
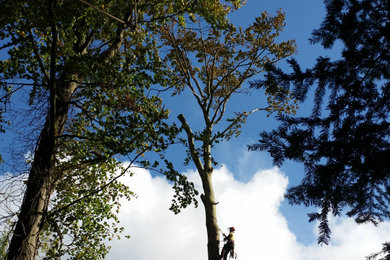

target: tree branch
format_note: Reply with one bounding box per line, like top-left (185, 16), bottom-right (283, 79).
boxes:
top-left (78, 0), bottom-right (128, 26)
top-left (48, 149), bottom-right (145, 217)
top-left (98, 2), bottom-right (136, 61)
top-left (0, 38), bottom-right (23, 51)
top-left (0, 84), bottom-right (26, 103)
top-left (177, 114), bottom-right (204, 172)
top-left (164, 25), bottom-right (204, 105)
top-left (210, 55), bottom-right (258, 125)
top-left (28, 29), bottom-right (50, 84)
top-left (211, 107), bottom-right (267, 143)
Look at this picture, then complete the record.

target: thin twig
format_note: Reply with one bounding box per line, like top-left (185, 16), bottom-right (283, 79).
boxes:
top-left (77, 0), bottom-right (127, 25)
top-left (211, 107), bottom-right (268, 143)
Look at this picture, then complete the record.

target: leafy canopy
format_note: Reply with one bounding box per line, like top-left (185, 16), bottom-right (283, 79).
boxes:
top-left (160, 9), bottom-right (296, 139)
top-left (0, 0), bottom-right (245, 258)
top-left (159, 8), bottom-right (296, 214)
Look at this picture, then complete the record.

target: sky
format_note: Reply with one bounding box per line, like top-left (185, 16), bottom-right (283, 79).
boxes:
top-left (1, 0), bottom-right (389, 259)
top-left (105, 165), bottom-right (390, 260)
top-left (106, 0), bottom-right (390, 259)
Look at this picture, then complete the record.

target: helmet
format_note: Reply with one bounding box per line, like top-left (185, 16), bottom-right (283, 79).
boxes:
top-left (229, 227), bottom-right (235, 231)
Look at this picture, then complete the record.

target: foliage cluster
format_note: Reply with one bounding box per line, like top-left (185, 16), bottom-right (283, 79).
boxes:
top-left (160, 9), bottom-right (296, 150)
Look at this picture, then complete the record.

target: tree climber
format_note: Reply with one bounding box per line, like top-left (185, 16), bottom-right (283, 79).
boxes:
top-left (220, 227), bottom-right (236, 259)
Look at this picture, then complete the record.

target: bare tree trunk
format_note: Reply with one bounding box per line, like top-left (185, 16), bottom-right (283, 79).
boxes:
top-left (178, 114), bottom-right (221, 260)
top-left (200, 171), bottom-right (221, 260)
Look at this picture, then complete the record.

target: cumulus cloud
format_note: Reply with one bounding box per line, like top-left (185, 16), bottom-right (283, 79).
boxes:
top-left (107, 165), bottom-right (390, 260)
top-left (106, 167), bottom-right (207, 260)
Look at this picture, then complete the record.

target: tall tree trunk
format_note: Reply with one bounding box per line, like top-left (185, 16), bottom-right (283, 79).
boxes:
top-left (200, 170), bottom-right (220, 260)
top-left (7, 165), bottom-right (54, 260)
top-left (7, 82), bottom-right (74, 259)
top-left (178, 114), bottom-right (220, 260)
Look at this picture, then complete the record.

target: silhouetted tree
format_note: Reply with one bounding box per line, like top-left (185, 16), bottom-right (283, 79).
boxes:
top-left (249, 0), bottom-right (390, 246)
top-left (367, 242), bottom-right (390, 260)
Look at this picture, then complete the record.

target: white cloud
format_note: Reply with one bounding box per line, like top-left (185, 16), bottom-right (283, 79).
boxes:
top-left (107, 167), bottom-right (207, 260)
top-left (2, 161), bottom-right (387, 259)
top-left (0, 173), bottom-right (25, 227)
top-left (107, 165), bottom-right (390, 260)
top-left (302, 219), bottom-right (390, 260)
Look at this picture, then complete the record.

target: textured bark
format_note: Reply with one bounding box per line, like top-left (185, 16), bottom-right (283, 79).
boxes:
top-left (7, 81), bottom-right (74, 259)
top-left (7, 174), bottom-right (53, 260)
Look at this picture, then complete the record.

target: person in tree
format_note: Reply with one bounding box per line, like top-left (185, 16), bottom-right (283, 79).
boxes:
top-left (220, 227), bottom-right (236, 260)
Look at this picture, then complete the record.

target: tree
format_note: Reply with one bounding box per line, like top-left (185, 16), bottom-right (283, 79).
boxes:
top-left (160, 8), bottom-right (296, 260)
top-left (0, 0), bottom-right (235, 258)
top-left (367, 242), bottom-right (390, 260)
top-left (249, 0), bottom-right (390, 246)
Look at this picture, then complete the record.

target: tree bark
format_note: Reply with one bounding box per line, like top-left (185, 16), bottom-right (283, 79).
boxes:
top-left (7, 168), bottom-right (54, 260)
top-left (7, 81), bottom-right (74, 259)
top-left (200, 171), bottom-right (220, 260)
top-left (178, 114), bottom-right (220, 260)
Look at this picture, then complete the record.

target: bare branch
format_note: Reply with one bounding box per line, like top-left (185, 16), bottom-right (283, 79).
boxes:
top-left (77, 0), bottom-right (127, 25)
top-left (28, 29), bottom-right (50, 84)
top-left (177, 114), bottom-right (204, 172)
top-left (209, 52), bottom-right (260, 125)
top-left (211, 107), bottom-right (268, 143)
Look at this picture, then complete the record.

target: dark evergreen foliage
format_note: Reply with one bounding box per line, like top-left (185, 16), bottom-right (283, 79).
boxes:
top-left (367, 242), bottom-right (390, 260)
top-left (249, 0), bottom-right (390, 246)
